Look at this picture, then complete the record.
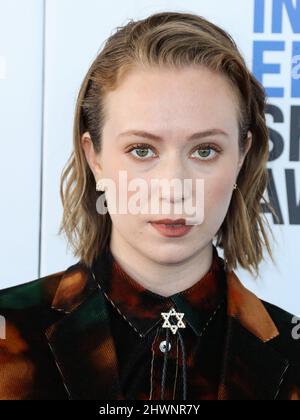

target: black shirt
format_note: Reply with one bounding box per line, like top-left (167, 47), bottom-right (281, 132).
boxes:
top-left (93, 245), bottom-right (228, 400)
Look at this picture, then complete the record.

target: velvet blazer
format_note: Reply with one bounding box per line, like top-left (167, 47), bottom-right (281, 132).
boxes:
top-left (0, 250), bottom-right (299, 400)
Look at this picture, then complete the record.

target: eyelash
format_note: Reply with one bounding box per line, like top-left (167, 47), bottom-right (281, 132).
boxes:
top-left (126, 142), bottom-right (222, 161)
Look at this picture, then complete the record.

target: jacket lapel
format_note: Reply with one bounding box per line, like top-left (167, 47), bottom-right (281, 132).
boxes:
top-left (218, 271), bottom-right (290, 400)
top-left (45, 256), bottom-right (290, 400)
top-left (45, 286), bottom-right (124, 400)
top-left (45, 253), bottom-right (125, 400)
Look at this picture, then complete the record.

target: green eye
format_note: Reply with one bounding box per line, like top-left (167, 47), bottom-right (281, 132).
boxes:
top-left (126, 143), bottom-right (221, 161)
top-left (127, 144), bottom-right (157, 160)
top-left (191, 146), bottom-right (218, 160)
top-left (134, 148), bottom-right (153, 158)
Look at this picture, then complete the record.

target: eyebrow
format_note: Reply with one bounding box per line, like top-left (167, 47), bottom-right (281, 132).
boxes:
top-left (117, 128), bottom-right (229, 141)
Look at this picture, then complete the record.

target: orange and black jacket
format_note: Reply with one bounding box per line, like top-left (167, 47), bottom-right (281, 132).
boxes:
top-left (0, 245), bottom-right (299, 400)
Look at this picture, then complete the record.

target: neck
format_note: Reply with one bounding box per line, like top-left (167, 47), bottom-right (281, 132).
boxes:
top-left (109, 234), bottom-right (214, 297)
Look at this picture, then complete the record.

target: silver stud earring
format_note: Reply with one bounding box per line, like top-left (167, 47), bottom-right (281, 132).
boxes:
top-left (96, 179), bottom-right (105, 192)
top-left (233, 183), bottom-right (237, 190)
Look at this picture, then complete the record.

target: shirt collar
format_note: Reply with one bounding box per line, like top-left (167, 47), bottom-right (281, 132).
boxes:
top-left (93, 245), bottom-right (227, 338)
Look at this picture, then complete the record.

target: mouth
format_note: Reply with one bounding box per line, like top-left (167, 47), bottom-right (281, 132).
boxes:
top-left (149, 219), bottom-right (194, 238)
top-left (150, 218), bottom-right (187, 225)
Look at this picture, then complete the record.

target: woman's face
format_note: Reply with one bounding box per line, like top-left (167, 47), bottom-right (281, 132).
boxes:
top-left (83, 65), bottom-right (251, 264)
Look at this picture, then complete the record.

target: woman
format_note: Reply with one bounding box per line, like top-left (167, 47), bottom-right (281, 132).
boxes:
top-left (0, 11), bottom-right (299, 400)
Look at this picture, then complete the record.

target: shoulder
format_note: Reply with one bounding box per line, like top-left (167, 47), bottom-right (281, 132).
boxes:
top-left (0, 262), bottom-right (83, 313)
top-left (262, 299), bottom-right (299, 327)
top-left (226, 270), bottom-right (300, 366)
top-left (261, 299), bottom-right (300, 361)
top-left (0, 265), bottom-right (84, 400)
top-left (260, 300), bottom-right (300, 398)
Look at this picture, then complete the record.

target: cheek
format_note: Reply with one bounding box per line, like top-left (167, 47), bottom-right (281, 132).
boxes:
top-left (203, 174), bottom-right (235, 220)
top-left (207, 176), bottom-right (234, 199)
top-left (109, 211), bottom-right (145, 246)
top-left (110, 211), bottom-right (138, 229)
top-left (203, 154), bottom-right (239, 203)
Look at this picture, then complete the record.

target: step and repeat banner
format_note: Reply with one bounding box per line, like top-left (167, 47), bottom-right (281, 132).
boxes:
top-left (0, 0), bottom-right (299, 315)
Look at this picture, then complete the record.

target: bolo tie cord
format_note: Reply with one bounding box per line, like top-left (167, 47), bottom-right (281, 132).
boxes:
top-left (160, 317), bottom-right (187, 401)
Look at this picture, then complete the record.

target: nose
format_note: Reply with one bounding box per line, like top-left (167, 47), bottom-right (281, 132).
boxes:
top-left (157, 154), bottom-right (191, 204)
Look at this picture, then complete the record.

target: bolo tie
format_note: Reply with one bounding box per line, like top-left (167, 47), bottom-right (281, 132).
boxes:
top-left (160, 307), bottom-right (187, 400)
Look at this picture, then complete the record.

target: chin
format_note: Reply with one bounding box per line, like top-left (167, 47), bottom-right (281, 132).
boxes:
top-left (146, 244), bottom-right (193, 264)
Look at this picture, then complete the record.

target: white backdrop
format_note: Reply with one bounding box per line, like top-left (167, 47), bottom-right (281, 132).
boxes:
top-left (0, 0), bottom-right (299, 315)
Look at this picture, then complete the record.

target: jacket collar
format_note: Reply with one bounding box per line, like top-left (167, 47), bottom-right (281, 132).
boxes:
top-left (45, 247), bottom-right (289, 400)
top-left (92, 245), bottom-right (227, 338)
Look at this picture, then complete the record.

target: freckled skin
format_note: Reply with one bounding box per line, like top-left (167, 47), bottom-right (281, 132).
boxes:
top-left (81, 66), bottom-right (252, 297)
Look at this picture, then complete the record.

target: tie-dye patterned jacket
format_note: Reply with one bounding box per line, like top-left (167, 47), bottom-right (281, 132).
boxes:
top-left (0, 248), bottom-right (299, 400)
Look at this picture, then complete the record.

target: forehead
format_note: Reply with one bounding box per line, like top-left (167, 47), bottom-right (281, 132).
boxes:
top-left (103, 66), bottom-right (240, 137)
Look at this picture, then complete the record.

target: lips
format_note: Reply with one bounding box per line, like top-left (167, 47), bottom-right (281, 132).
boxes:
top-left (149, 219), bottom-right (193, 238)
top-left (150, 218), bottom-right (186, 225)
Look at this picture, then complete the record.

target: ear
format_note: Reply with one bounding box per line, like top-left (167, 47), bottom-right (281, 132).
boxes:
top-left (81, 132), bottom-right (103, 181)
top-left (237, 131), bottom-right (252, 173)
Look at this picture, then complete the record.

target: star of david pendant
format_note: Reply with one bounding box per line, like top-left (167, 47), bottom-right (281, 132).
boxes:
top-left (161, 307), bottom-right (186, 334)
